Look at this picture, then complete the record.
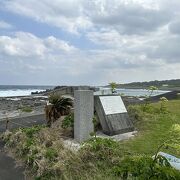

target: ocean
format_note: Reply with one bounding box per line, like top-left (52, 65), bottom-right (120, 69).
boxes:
top-left (0, 85), bottom-right (169, 97)
top-left (95, 88), bottom-right (169, 97)
top-left (0, 85), bottom-right (54, 97)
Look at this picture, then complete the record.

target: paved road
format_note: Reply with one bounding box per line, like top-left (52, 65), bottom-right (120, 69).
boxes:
top-left (0, 141), bottom-right (25, 180)
top-left (0, 114), bottom-right (46, 180)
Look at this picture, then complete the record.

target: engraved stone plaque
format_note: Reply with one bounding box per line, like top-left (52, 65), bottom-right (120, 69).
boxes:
top-left (99, 96), bottom-right (127, 115)
top-left (94, 95), bottom-right (134, 135)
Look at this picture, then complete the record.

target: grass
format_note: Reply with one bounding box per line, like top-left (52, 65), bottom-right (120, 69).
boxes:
top-left (124, 100), bottom-right (180, 156)
top-left (20, 106), bottom-right (33, 113)
top-left (1, 100), bottom-right (180, 179)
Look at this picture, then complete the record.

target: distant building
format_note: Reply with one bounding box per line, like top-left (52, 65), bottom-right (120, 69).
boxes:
top-left (162, 84), bottom-right (169, 87)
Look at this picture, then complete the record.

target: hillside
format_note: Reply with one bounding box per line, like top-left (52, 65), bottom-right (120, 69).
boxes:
top-left (115, 79), bottom-right (180, 90)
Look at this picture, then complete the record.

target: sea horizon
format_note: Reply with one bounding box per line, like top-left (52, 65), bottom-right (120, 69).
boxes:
top-left (0, 85), bottom-right (54, 97)
top-left (0, 85), bottom-right (169, 98)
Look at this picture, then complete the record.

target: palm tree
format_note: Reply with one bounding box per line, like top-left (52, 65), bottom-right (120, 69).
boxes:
top-left (45, 94), bottom-right (73, 127)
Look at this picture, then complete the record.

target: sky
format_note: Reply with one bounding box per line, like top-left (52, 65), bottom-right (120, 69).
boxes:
top-left (0, 0), bottom-right (180, 86)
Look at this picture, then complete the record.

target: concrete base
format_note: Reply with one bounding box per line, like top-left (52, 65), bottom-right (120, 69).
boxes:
top-left (96, 130), bottom-right (137, 141)
top-left (62, 131), bottom-right (138, 151)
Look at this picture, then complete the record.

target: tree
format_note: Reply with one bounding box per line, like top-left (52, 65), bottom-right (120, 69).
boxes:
top-left (143, 86), bottom-right (158, 111)
top-left (109, 82), bottom-right (117, 94)
top-left (45, 94), bottom-right (73, 127)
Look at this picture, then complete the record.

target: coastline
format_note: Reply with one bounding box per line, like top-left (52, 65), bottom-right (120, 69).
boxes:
top-left (0, 95), bottom-right (48, 131)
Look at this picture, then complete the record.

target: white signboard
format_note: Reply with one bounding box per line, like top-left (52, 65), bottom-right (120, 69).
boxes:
top-left (100, 96), bottom-right (127, 115)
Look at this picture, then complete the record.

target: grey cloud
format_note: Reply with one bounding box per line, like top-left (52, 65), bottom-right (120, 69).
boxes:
top-left (87, 48), bottom-right (162, 72)
top-left (2, 0), bottom-right (173, 35)
top-left (168, 21), bottom-right (180, 35)
top-left (85, 1), bottom-right (172, 35)
top-left (147, 36), bottom-right (180, 63)
top-left (1, 0), bottom-right (180, 85)
top-left (2, 0), bottom-right (91, 34)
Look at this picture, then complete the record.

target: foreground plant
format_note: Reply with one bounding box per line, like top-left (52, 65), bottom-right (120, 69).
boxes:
top-left (2, 125), bottom-right (76, 179)
top-left (112, 154), bottom-right (180, 180)
top-left (61, 113), bottom-right (74, 129)
top-left (143, 86), bottom-right (158, 112)
top-left (160, 97), bottom-right (169, 113)
top-left (2, 123), bottom-right (180, 180)
top-left (45, 94), bottom-right (73, 127)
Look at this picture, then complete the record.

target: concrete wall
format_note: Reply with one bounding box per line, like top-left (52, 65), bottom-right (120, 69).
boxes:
top-left (49, 86), bottom-right (98, 97)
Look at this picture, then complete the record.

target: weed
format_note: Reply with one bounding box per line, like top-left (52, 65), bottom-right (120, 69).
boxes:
top-left (61, 113), bottom-right (74, 129)
top-left (21, 125), bottom-right (45, 138)
top-left (111, 155), bottom-right (180, 179)
top-left (20, 106), bottom-right (33, 112)
top-left (45, 148), bottom-right (58, 161)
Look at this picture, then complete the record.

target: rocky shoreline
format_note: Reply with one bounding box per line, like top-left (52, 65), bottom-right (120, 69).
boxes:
top-left (0, 95), bottom-right (48, 120)
top-left (1, 89), bottom-right (178, 121)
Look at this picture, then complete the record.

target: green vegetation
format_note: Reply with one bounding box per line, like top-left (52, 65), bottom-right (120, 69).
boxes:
top-left (142, 86), bottom-right (158, 111)
top-left (1, 100), bottom-right (180, 179)
top-left (125, 100), bottom-right (180, 156)
top-left (113, 79), bottom-right (180, 90)
top-left (45, 94), bottom-right (73, 127)
top-left (109, 82), bottom-right (117, 93)
top-left (61, 113), bottom-right (74, 129)
top-left (45, 148), bottom-right (58, 161)
top-left (20, 106), bottom-right (33, 113)
top-left (22, 125), bottom-right (45, 138)
top-left (148, 86), bottom-right (158, 96)
top-left (160, 97), bottom-right (169, 113)
top-left (90, 116), bottom-right (98, 138)
top-left (111, 155), bottom-right (179, 179)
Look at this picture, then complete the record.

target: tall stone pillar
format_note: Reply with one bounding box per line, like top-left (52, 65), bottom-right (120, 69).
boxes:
top-left (74, 90), bottom-right (94, 142)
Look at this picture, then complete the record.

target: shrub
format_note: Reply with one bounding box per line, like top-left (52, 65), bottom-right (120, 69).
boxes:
top-left (165, 124), bottom-right (180, 155)
top-left (45, 94), bottom-right (73, 127)
top-left (21, 139), bottom-right (34, 155)
top-left (80, 138), bottom-right (121, 163)
top-left (142, 86), bottom-right (158, 112)
top-left (128, 105), bottom-right (144, 122)
top-left (160, 97), bottom-right (169, 113)
top-left (90, 116), bottom-right (99, 138)
top-left (21, 125), bottom-right (44, 138)
top-left (111, 155), bottom-right (180, 180)
top-left (45, 148), bottom-right (58, 161)
top-left (20, 106), bottom-right (33, 112)
top-left (61, 113), bottom-right (74, 129)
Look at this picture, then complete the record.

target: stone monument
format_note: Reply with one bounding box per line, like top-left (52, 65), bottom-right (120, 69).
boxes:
top-left (74, 90), bottom-right (94, 142)
top-left (94, 95), bottom-right (134, 135)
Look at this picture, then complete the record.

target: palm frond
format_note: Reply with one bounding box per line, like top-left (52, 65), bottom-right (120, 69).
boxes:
top-left (45, 94), bottom-right (73, 127)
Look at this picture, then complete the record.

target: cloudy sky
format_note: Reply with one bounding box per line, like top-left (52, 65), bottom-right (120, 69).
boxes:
top-left (0, 0), bottom-right (180, 86)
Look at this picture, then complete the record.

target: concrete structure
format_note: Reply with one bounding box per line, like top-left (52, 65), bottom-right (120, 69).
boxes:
top-left (94, 95), bottom-right (134, 135)
top-left (0, 113), bottom-right (45, 132)
top-left (74, 90), bottom-right (94, 142)
top-left (45, 86), bottom-right (99, 97)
